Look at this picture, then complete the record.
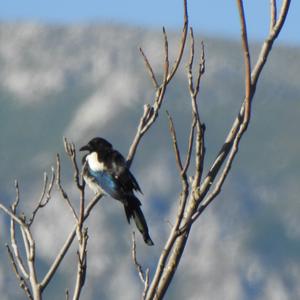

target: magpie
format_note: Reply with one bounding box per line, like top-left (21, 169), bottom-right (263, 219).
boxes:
top-left (80, 137), bottom-right (154, 246)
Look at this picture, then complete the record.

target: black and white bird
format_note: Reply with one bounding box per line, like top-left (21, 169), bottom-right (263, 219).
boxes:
top-left (80, 137), bottom-right (154, 246)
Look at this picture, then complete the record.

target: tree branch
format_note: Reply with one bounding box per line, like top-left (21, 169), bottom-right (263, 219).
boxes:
top-left (29, 168), bottom-right (55, 226)
top-left (6, 244), bottom-right (33, 300)
top-left (41, 192), bottom-right (102, 291)
top-left (131, 232), bottom-right (150, 299)
top-left (127, 0), bottom-right (188, 167)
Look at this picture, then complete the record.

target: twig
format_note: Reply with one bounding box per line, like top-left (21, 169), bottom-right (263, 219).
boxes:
top-left (237, 0), bottom-right (251, 125)
top-left (182, 116), bottom-right (196, 175)
top-left (29, 168), bottom-right (55, 226)
top-left (139, 47), bottom-right (159, 89)
top-left (167, 0), bottom-right (188, 82)
top-left (64, 138), bottom-right (82, 189)
top-left (166, 111), bottom-right (183, 172)
top-left (10, 217), bottom-right (29, 279)
top-left (72, 228), bottom-right (88, 300)
top-left (72, 157), bottom-right (88, 300)
top-left (127, 0), bottom-right (189, 168)
top-left (0, 200), bottom-right (41, 299)
top-left (270, 0), bottom-right (277, 30)
top-left (56, 154), bottom-right (78, 221)
top-left (131, 232), bottom-right (150, 299)
top-left (187, 28), bottom-right (205, 188)
top-left (251, 0), bottom-right (291, 88)
top-left (0, 203), bottom-right (26, 228)
top-left (6, 244), bottom-right (33, 300)
top-left (9, 181), bottom-right (29, 279)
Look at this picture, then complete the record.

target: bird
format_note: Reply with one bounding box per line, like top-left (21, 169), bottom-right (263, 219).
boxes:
top-left (80, 137), bottom-right (154, 246)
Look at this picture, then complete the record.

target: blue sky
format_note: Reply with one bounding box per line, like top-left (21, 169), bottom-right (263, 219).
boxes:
top-left (0, 0), bottom-right (299, 45)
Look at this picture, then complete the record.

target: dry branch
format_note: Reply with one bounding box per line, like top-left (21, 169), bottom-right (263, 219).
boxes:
top-left (131, 232), bottom-right (150, 299)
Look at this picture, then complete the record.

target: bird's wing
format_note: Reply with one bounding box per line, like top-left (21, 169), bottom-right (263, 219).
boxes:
top-left (108, 150), bottom-right (142, 194)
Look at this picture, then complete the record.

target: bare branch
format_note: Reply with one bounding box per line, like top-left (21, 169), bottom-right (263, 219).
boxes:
top-left (127, 0), bottom-right (189, 167)
top-left (146, 27), bottom-right (207, 300)
top-left (139, 47), bottom-right (159, 89)
top-left (1, 206), bottom-right (42, 299)
top-left (29, 167), bottom-right (55, 226)
top-left (13, 180), bottom-right (20, 209)
top-left (252, 0), bottom-right (291, 87)
top-left (10, 218), bottom-right (29, 280)
top-left (237, 0), bottom-right (251, 125)
top-left (6, 244), bottom-right (33, 300)
top-left (194, 41), bottom-right (205, 96)
top-left (64, 138), bottom-right (82, 189)
top-left (72, 161), bottom-right (88, 299)
top-left (196, 4), bottom-right (291, 213)
top-left (131, 232), bottom-right (149, 291)
top-left (187, 28), bottom-right (206, 188)
top-left (166, 111), bottom-right (183, 172)
top-left (162, 27), bottom-right (170, 82)
top-left (132, 232), bottom-right (150, 300)
top-left (8, 181), bottom-right (30, 280)
top-left (72, 228), bottom-right (88, 300)
top-left (41, 192), bottom-right (102, 291)
top-left (270, 0), bottom-right (277, 30)
top-left (182, 115), bottom-right (196, 175)
top-left (56, 154), bottom-right (78, 221)
top-left (167, 0), bottom-right (188, 82)
top-left (0, 203), bottom-right (26, 228)
top-left (188, 1), bottom-right (292, 230)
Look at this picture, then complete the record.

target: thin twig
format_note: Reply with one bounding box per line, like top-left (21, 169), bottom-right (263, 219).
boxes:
top-left (187, 28), bottom-right (206, 188)
top-left (0, 203), bottom-right (26, 227)
top-left (182, 115), bottom-right (196, 175)
top-left (251, 0), bottom-right (291, 87)
top-left (6, 244), bottom-right (33, 300)
top-left (72, 228), bottom-right (88, 300)
top-left (9, 181), bottom-right (29, 279)
top-left (270, 0), bottom-right (277, 30)
top-left (29, 167), bottom-right (55, 226)
top-left (166, 111), bottom-right (183, 172)
top-left (56, 154), bottom-right (78, 221)
top-left (10, 218), bottom-right (29, 279)
top-left (162, 27), bottom-right (170, 82)
top-left (127, 0), bottom-right (188, 169)
top-left (167, 0), bottom-right (188, 82)
top-left (139, 47), bottom-right (159, 89)
top-left (64, 138), bottom-right (82, 189)
top-left (131, 232), bottom-right (147, 284)
top-left (237, 0), bottom-right (252, 125)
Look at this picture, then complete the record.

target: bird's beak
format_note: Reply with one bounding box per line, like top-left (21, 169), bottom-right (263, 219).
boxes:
top-left (79, 144), bottom-right (90, 152)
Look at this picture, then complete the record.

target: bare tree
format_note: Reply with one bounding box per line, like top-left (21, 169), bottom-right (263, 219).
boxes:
top-left (0, 0), bottom-right (291, 299)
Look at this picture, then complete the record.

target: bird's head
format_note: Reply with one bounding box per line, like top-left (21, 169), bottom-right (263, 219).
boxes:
top-left (80, 137), bottom-right (112, 153)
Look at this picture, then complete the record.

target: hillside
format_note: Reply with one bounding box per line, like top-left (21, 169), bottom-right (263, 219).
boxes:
top-left (0, 23), bottom-right (299, 300)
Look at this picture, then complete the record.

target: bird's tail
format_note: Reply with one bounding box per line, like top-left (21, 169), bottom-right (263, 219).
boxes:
top-left (124, 195), bottom-right (154, 246)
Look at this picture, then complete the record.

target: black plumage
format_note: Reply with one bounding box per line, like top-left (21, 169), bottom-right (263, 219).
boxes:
top-left (80, 137), bottom-right (154, 246)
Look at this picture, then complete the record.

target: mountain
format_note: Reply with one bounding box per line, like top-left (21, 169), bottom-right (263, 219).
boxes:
top-left (0, 23), bottom-right (299, 300)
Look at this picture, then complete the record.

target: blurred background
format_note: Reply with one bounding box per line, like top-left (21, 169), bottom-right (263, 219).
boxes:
top-left (0, 1), bottom-right (299, 299)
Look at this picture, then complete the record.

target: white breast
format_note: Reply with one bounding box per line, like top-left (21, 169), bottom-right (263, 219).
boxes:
top-left (86, 152), bottom-right (106, 172)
